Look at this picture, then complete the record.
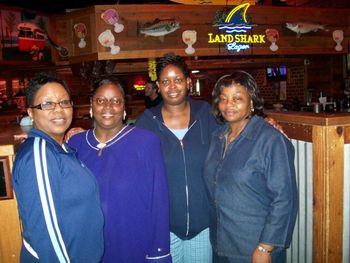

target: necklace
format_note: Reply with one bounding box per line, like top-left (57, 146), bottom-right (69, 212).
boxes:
top-left (85, 125), bottom-right (133, 156)
top-left (223, 124), bottom-right (245, 158)
top-left (226, 124), bottom-right (246, 144)
top-left (93, 127), bottom-right (123, 156)
top-left (222, 119), bottom-right (250, 158)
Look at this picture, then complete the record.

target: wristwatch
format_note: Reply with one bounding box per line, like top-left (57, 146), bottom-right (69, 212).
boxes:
top-left (257, 245), bottom-right (273, 254)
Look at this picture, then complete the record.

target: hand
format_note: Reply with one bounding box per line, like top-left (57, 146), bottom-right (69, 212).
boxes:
top-left (264, 116), bottom-right (288, 138)
top-left (13, 133), bottom-right (28, 144)
top-left (65, 127), bottom-right (85, 142)
top-left (252, 247), bottom-right (272, 263)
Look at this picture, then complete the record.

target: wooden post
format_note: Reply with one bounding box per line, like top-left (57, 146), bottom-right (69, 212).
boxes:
top-left (312, 125), bottom-right (344, 262)
top-left (0, 145), bottom-right (21, 263)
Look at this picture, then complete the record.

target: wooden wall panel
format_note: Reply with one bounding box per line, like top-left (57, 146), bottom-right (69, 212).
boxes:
top-left (307, 55), bottom-right (345, 100)
top-left (63, 4), bottom-right (350, 63)
top-left (0, 145), bottom-right (21, 263)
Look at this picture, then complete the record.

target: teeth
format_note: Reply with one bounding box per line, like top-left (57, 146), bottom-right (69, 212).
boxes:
top-left (169, 92), bottom-right (179, 97)
top-left (52, 118), bottom-right (65, 124)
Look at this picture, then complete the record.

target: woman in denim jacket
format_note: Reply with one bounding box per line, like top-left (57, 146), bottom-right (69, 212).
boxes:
top-left (204, 71), bottom-right (298, 263)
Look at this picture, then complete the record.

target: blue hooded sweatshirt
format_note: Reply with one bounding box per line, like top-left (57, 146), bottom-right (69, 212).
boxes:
top-left (136, 97), bottom-right (219, 239)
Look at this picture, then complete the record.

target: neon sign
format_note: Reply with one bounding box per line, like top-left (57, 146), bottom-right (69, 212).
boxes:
top-left (208, 3), bottom-right (265, 52)
top-left (133, 76), bottom-right (147, 91)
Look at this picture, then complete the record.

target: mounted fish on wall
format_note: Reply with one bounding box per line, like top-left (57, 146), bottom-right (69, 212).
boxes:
top-left (285, 22), bottom-right (327, 38)
top-left (137, 19), bottom-right (180, 42)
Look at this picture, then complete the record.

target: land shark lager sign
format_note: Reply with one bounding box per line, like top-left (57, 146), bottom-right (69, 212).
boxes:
top-left (208, 3), bottom-right (265, 52)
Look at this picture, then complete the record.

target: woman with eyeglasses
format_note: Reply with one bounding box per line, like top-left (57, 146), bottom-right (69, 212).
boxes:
top-left (67, 77), bottom-right (172, 263)
top-left (136, 53), bottom-right (219, 263)
top-left (12, 73), bottom-right (104, 262)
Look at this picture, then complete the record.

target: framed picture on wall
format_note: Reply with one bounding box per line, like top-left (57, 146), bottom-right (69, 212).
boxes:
top-left (0, 156), bottom-right (13, 200)
top-left (0, 9), bottom-right (53, 62)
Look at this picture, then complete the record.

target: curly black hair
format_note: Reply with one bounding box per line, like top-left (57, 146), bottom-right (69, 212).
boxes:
top-left (26, 73), bottom-right (71, 108)
top-left (212, 70), bottom-right (265, 122)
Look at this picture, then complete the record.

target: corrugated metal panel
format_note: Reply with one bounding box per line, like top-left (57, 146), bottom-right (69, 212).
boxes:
top-left (287, 139), bottom-right (313, 263)
top-left (343, 145), bottom-right (350, 263)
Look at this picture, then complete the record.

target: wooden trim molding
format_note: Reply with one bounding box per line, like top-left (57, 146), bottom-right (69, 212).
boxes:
top-left (312, 125), bottom-right (344, 263)
top-left (267, 111), bottom-right (347, 262)
top-left (0, 145), bottom-right (21, 263)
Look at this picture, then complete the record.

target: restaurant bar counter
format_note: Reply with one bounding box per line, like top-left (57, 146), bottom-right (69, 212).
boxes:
top-left (266, 111), bottom-right (350, 263)
top-left (1, 111), bottom-right (350, 263)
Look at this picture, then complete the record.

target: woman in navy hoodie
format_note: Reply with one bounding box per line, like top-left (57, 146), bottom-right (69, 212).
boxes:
top-left (136, 53), bottom-right (218, 263)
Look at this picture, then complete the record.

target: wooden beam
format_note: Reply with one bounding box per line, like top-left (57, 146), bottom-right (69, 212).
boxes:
top-left (64, 4), bottom-right (350, 63)
top-left (312, 125), bottom-right (344, 262)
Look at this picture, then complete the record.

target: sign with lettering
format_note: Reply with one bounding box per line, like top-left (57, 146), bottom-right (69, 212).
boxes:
top-left (208, 3), bottom-right (265, 52)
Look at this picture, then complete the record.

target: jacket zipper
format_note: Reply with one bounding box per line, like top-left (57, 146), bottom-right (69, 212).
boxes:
top-left (179, 139), bottom-right (190, 236)
top-left (180, 121), bottom-right (197, 237)
top-left (161, 120), bottom-right (197, 237)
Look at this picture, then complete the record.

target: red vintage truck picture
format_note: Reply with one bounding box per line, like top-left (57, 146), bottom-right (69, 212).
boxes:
top-left (17, 22), bottom-right (46, 52)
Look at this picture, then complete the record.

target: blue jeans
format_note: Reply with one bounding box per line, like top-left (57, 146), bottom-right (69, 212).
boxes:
top-left (170, 228), bottom-right (212, 263)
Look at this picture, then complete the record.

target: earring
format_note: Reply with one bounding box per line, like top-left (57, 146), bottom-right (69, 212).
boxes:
top-left (89, 108), bottom-right (93, 118)
top-left (123, 110), bottom-right (127, 120)
top-left (250, 101), bottom-right (254, 113)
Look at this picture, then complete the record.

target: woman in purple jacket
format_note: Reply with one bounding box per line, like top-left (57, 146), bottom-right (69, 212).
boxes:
top-left (68, 76), bottom-right (172, 263)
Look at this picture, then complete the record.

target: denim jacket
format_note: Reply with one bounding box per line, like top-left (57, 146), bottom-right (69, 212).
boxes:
top-left (204, 116), bottom-right (298, 261)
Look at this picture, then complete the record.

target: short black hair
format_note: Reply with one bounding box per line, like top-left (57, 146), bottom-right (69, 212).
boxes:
top-left (26, 73), bottom-right (71, 107)
top-left (91, 76), bottom-right (125, 99)
top-left (156, 53), bottom-right (190, 79)
top-left (212, 70), bottom-right (265, 122)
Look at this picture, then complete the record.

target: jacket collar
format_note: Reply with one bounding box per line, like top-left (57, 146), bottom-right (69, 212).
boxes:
top-left (217, 115), bottom-right (264, 142)
top-left (28, 128), bottom-right (75, 154)
top-left (146, 96), bottom-right (205, 124)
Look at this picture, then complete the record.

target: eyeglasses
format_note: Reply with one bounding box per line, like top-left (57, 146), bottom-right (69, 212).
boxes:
top-left (92, 97), bottom-right (123, 106)
top-left (30, 100), bottom-right (73, 111)
top-left (159, 78), bottom-right (185, 87)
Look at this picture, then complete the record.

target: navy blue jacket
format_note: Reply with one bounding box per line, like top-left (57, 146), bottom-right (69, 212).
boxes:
top-left (12, 128), bottom-right (104, 263)
top-left (204, 116), bottom-right (298, 262)
top-left (136, 97), bottom-right (219, 239)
